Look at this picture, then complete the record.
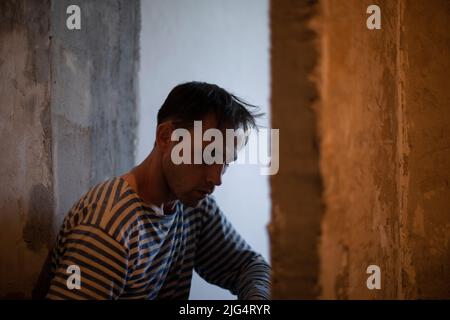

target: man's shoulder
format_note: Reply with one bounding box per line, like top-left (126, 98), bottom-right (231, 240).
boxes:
top-left (61, 176), bottom-right (154, 245)
top-left (65, 177), bottom-right (133, 230)
top-left (82, 176), bottom-right (123, 202)
top-left (80, 177), bottom-right (126, 211)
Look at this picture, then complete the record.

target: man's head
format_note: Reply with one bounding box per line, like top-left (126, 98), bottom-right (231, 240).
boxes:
top-left (154, 81), bottom-right (262, 207)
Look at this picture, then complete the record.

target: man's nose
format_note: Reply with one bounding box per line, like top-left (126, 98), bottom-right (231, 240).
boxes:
top-left (206, 164), bottom-right (223, 187)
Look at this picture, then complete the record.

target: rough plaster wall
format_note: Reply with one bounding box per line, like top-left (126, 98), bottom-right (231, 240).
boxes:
top-left (50, 0), bottom-right (139, 230)
top-left (270, 0), bottom-right (450, 299)
top-left (397, 0), bottom-right (450, 298)
top-left (319, 0), bottom-right (400, 299)
top-left (0, 0), bottom-right (53, 298)
top-left (269, 0), bottom-right (323, 299)
top-left (319, 0), bottom-right (450, 299)
top-left (0, 0), bottom-right (139, 298)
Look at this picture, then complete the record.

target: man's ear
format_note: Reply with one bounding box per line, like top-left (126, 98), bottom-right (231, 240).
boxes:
top-left (155, 121), bottom-right (174, 150)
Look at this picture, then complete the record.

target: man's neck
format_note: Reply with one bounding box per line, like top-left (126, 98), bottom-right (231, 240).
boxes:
top-left (121, 150), bottom-right (177, 215)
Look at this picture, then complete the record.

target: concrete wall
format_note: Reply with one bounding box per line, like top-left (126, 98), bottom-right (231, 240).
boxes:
top-left (0, 0), bottom-right (139, 298)
top-left (270, 0), bottom-right (450, 299)
top-left (0, 0), bottom-right (53, 298)
top-left (319, 0), bottom-right (450, 299)
top-left (319, 0), bottom-right (404, 299)
top-left (50, 0), bottom-right (139, 231)
top-left (269, 0), bottom-right (323, 299)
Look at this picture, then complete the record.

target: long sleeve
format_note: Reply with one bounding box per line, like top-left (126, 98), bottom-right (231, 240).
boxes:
top-left (46, 224), bottom-right (128, 300)
top-left (194, 196), bottom-right (271, 300)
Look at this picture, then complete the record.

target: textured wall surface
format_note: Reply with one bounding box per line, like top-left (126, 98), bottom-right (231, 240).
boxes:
top-left (0, 0), bottom-right (53, 298)
top-left (269, 0), bottom-right (323, 299)
top-left (270, 0), bottom-right (450, 299)
top-left (319, 0), bottom-right (402, 299)
top-left (319, 0), bottom-right (450, 299)
top-left (50, 0), bottom-right (139, 231)
top-left (398, 1), bottom-right (450, 298)
top-left (0, 0), bottom-right (139, 298)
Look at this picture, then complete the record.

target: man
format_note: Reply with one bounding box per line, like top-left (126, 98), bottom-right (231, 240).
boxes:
top-left (46, 82), bottom-right (271, 300)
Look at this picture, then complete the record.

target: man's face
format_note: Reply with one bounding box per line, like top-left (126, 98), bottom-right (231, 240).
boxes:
top-left (161, 113), bottom-right (237, 207)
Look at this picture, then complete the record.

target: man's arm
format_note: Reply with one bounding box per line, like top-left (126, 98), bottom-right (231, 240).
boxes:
top-left (46, 224), bottom-right (128, 300)
top-left (194, 196), bottom-right (271, 300)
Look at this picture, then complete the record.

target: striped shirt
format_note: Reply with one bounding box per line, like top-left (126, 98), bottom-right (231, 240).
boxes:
top-left (46, 177), bottom-right (271, 300)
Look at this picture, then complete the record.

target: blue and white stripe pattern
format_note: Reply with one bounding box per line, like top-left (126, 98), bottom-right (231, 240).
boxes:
top-left (46, 177), bottom-right (270, 299)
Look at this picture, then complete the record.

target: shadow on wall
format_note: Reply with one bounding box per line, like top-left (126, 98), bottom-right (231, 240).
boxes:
top-left (24, 184), bottom-right (54, 299)
top-left (22, 184), bottom-right (54, 252)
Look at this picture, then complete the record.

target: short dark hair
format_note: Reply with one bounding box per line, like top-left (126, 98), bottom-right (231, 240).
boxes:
top-left (157, 82), bottom-right (263, 132)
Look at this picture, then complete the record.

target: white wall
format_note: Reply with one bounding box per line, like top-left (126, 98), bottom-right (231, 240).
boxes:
top-left (138, 0), bottom-right (270, 299)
